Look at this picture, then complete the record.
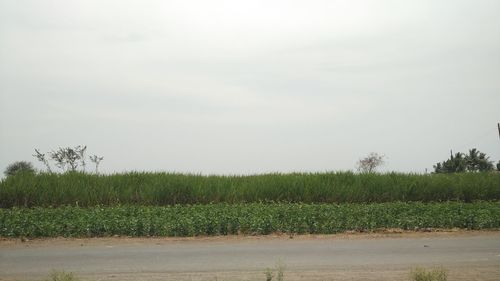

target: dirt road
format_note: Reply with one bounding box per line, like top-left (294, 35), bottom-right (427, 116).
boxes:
top-left (1, 231), bottom-right (499, 281)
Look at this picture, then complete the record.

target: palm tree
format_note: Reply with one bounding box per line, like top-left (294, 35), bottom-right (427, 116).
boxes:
top-left (465, 148), bottom-right (493, 172)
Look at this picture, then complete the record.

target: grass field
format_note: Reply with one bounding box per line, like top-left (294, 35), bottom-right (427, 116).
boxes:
top-left (1, 202), bottom-right (498, 237)
top-left (1, 172), bottom-right (499, 207)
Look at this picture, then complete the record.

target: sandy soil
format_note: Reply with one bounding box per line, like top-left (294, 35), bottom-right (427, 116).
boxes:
top-left (1, 228), bottom-right (497, 247)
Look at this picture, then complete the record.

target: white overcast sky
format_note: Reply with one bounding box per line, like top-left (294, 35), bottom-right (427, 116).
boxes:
top-left (1, 0), bottom-right (499, 175)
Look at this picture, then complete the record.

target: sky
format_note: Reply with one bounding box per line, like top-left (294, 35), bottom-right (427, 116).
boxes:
top-left (1, 0), bottom-right (499, 175)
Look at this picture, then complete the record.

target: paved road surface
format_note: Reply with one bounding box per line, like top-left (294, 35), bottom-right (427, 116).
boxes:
top-left (1, 232), bottom-right (499, 280)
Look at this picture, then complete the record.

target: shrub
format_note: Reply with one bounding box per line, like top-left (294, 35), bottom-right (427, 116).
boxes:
top-left (4, 161), bottom-right (35, 177)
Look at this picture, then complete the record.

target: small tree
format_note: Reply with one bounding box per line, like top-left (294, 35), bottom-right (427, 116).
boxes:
top-left (79, 146), bottom-right (87, 172)
top-left (49, 146), bottom-right (87, 172)
top-left (4, 161), bottom-right (36, 177)
top-left (33, 146), bottom-right (100, 173)
top-left (357, 152), bottom-right (385, 173)
top-left (89, 155), bottom-right (104, 174)
top-left (33, 149), bottom-right (52, 173)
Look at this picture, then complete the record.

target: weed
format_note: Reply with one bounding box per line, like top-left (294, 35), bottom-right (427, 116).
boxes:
top-left (264, 262), bottom-right (285, 281)
top-left (265, 267), bottom-right (274, 281)
top-left (43, 270), bottom-right (79, 281)
top-left (410, 267), bottom-right (448, 281)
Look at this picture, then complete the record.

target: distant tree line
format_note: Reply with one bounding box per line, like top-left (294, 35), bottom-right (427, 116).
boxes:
top-left (4, 146), bottom-right (500, 178)
top-left (3, 145), bottom-right (104, 177)
top-left (434, 148), bottom-right (499, 173)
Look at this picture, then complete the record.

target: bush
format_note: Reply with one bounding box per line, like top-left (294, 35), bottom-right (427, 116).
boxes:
top-left (4, 161), bottom-right (35, 177)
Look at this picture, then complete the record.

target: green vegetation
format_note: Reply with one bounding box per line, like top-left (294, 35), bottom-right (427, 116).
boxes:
top-left (43, 271), bottom-right (80, 281)
top-left (434, 148), bottom-right (494, 173)
top-left (2, 162), bottom-right (497, 240)
top-left (1, 172), bottom-right (499, 208)
top-left (265, 262), bottom-right (285, 281)
top-left (38, 267), bottom-right (450, 281)
top-left (3, 161), bottom-right (35, 177)
top-left (1, 202), bottom-right (498, 238)
top-left (410, 267), bottom-right (448, 281)
top-left (33, 146), bottom-right (104, 174)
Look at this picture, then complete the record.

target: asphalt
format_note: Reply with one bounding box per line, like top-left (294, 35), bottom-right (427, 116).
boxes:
top-left (1, 232), bottom-right (499, 280)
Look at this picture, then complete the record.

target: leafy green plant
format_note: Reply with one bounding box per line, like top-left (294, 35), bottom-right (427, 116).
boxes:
top-left (1, 202), bottom-right (498, 238)
top-left (410, 267), bottom-right (447, 281)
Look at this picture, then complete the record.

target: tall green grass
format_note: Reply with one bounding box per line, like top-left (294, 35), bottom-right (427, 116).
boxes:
top-left (1, 202), bottom-right (498, 237)
top-left (1, 172), bottom-right (499, 207)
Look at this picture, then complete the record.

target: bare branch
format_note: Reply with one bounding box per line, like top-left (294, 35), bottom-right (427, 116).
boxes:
top-left (357, 152), bottom-right (385, 173)
top-left (89, 155), bottom-right (104, 174)
top-left (33, 149), bottom-right (52, 173)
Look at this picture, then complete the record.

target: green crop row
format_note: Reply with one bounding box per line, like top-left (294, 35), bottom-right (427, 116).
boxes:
top-left (1, 202), bottom-right (498, 237)
top-left (1, 172), bottom-right (499, 207)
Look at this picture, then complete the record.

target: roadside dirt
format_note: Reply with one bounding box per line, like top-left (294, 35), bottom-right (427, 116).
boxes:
top-left (78, 265), bottom-right (500, 281)
top-left (1, 229), bottom-right (497, 247)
